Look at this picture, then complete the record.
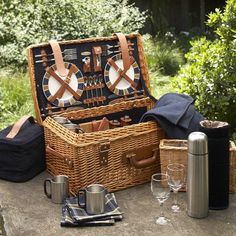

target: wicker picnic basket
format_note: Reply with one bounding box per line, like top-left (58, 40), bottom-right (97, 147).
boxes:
top-left (27, 33), bottom-right (166, 195)
top-left (159, 139), bottom-right (236, 193)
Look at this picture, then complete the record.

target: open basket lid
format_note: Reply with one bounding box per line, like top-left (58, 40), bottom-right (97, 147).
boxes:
top-left (27, 33), bottom-right (153, 125)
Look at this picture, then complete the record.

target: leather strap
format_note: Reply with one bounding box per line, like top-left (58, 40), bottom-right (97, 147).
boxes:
top-left (114, 33), bottom-right (130, 72)
top-left (6, 116), bottom-right (35, 139)
top-left (108, 57), bottom-right (137, 91)
top-left (98, 117), bottom-right (109, 131)
top-left (92, 46), bottom-right (102, 72)
top-left (49, 40), bottom-right (67, 77)
top-left (46, 67), bottom-right (80, 100)
top-left (49, 64), bottom-right (78, 102)
top-left (124, 146), bottom-right (159, 169)
top-left (92, 117), bottom-right (109, 132)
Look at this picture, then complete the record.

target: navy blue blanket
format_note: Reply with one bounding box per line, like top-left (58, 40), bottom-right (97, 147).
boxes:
top-left (140, 93), bottom-right (204, 139)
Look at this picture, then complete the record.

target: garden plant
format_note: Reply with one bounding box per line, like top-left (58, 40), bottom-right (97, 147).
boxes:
top-left (173, 0), bottom-right (236, 133)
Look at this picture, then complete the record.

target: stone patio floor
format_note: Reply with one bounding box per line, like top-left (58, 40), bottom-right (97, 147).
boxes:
top-left (0, 171), bottom-right (236, 236)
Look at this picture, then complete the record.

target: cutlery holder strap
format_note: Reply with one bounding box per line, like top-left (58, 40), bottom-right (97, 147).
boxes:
top-left (114, 33), bottom-right (131, 72)
top-left (6, 115), bottom-right (35, 139)
top-left (49, 40), bottom-right (67, 77)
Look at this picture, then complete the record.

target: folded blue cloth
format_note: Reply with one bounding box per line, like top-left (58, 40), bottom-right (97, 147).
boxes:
top-left (61, 192), bottom-right (123, 227)
top-left (140, 93), bottom-right (204, 139)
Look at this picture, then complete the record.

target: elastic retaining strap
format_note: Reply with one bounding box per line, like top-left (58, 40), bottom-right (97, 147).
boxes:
top-left (49, 40), bottom-right (67, 77)
top-left (114, 33), bottom-right (131, 73)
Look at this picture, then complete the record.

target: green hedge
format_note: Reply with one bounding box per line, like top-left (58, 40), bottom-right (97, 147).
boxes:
top-left (0, 70), bottom-right (34, 130)
top-left (0, 0), bottom-right (147, 69)
top-left (173, 0), bottom-right (236, 132)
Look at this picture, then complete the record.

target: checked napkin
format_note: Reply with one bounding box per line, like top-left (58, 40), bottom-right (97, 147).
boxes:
top-left (61, 192), bottom-right (123, 227)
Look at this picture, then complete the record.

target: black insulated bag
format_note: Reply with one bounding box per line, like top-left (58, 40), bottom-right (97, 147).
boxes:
top-left (0, 116), bottom-right (46, 182)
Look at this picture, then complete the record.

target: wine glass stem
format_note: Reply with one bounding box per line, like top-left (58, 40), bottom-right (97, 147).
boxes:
top-left (173, 190), bottom-right (178, 205)
top-left (160, 202), bottom-right (164, 217)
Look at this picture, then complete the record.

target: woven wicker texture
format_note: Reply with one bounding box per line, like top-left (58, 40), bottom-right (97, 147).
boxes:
top-left (44, 119), bottom-right (165, 194)
top-left (62, 97), bottom-right (153, 121)
top-left (159, 139), bottom-right (236, 193)
top-left (27, 33), bottom-right (167, 194)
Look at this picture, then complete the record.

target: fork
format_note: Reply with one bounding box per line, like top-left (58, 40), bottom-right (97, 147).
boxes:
top-left (101, 42), bottom-right (134, 51)
top-left (35, 54), bottom-right (77, 63)
top-left (105, 48), bottom-right (134, 56)
top-left (101, 44), bottom-right (119, 51)
top-left (34, 48), bottom-right (77, 58)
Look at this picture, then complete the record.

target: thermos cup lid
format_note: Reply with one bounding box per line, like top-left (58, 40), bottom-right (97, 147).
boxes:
top-left (188, 132), bottom-right (208, 155)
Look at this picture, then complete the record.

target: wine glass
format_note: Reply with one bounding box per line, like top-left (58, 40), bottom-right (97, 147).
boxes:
top-left (151, 173), bottom-right (170, 225)
top-left (167, 163), bottom-right (186, 213)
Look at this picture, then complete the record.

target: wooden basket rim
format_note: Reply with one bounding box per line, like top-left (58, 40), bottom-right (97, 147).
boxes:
top-left (159, 139), bottom-right (188, 150)
top-left (160, 139), bottom-right (236, 152)
top-left (230, 141), bottom-right (236, 151)
top-left (44, 118), bottom-right (161, 147)
top-left (27, 33), bottom-right (140, 49)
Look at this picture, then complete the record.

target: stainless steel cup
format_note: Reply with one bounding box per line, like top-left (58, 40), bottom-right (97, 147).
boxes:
top-left (53, 116), bottom-right (68, 125)
top-left (44, 175), bottom-right (69, 204)
top-left (63, 123), bottom-right (84, 133)
top-left (78, 184), bottom-right (105, 214)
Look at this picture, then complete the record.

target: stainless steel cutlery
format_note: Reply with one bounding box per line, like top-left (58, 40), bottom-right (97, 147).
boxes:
top-left (35, 53), bottom-right (77, 63)
top-left (34, 48), bottom-right (77, 58)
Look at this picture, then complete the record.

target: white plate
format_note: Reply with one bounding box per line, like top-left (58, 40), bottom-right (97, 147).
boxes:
top-left (42, 62), bottom-right (84, 107)
top-left (104, 54), bottom-right (140, 96)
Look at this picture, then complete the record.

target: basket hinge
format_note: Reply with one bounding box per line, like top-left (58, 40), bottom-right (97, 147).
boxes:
top-left (99, 140), bottom-right (110, 166)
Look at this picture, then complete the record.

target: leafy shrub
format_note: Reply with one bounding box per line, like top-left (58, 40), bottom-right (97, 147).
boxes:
top-left (0, 0), bottom-right (147, 69)
top-left (164, 27), bottom-right (209, 53)
top-left (143, 34), bottom-right (185, 76)
top-left (0, 69), bottom-right (34, 130)
top-left (173, 0), bottom-right (236, 132)
top-left (142, 34), bottom-right (184, 98)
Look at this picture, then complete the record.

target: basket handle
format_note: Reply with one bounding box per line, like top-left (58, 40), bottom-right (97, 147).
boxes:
top-left (46, 145), bottom-right (74, 169)
top-left (124, 146), bottom-right (159, 169)
top-left (6, 115), bottom-right (35, 139)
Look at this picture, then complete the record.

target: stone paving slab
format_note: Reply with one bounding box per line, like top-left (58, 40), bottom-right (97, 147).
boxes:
top-left (0, 214), bottom-right (6, 236)
top-left (0, 171), bottom-right (236, 236)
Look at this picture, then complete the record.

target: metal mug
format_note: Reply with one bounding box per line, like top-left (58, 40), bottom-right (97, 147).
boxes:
top-left (63, 123), bottom-right (84, 133)
top-left (53, 116), bottom-right (68, 125)
top-left (78, 184), bottom-right (106, 214)
top-left (44, 175), bottom-right (69, 204)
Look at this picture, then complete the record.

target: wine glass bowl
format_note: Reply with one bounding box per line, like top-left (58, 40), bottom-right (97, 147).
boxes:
top-left (168, 178), bottom-right (183, 191)
top-left (167, 163), bottom-right (186, 212)
top-left (151, 173), bottom-right (170, 225)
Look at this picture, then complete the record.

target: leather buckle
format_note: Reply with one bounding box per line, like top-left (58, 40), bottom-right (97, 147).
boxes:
top-left (64, 157), bottom-right (74, 170)
top-left (99, 140), bottom-right (110, 166)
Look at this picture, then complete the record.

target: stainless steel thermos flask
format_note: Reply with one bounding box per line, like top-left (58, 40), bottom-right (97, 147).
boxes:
top-left (187, 132), bottom-right (209, 218)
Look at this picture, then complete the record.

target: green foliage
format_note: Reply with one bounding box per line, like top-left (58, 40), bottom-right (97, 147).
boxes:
top-left (208, 1), bottom-right (236, 41)
top-left (0, 0), bottom-right (147, 69)
top-left (173, 0), bottom-right (236, 132)
top-left (149, 71), bottom-right (175, 99)
top-left (143, 34), bottom-right (185, 76)
top-left (142, 34), bottom-right (184, 98)
top-left (0, 70), bottom-right (34, 130)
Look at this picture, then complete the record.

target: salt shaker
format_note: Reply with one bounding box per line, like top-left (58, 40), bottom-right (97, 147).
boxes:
top-left (187, 132), bottom-right (208, 218)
